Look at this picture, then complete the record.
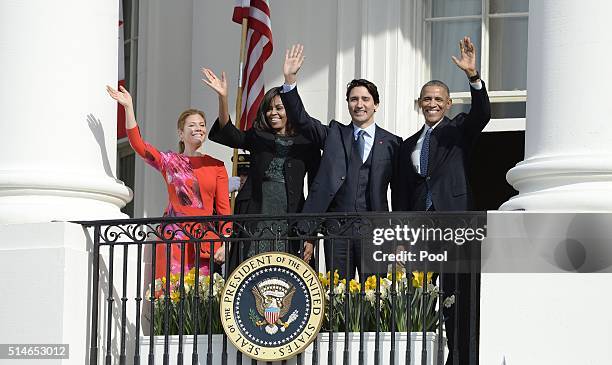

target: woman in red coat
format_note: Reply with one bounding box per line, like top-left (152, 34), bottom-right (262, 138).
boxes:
top-left (107, 85), bottom-right (229, 280)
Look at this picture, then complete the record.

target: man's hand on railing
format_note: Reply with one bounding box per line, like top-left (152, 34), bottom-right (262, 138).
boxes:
top-left (303, 240), bottom-right (314, 263)
top-left (214, 243), bottom-right (226, 265)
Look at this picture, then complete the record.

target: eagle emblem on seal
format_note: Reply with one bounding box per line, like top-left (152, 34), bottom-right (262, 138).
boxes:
top-left (251, 278), bottom-right (300, 335)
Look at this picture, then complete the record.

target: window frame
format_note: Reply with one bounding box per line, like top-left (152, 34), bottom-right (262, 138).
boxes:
top-left (420, 0), bottom-right (528, 131)
top-left (118, 0), bottom-right (140, 146)
top-left (117, 0), bottom-right (139, 217)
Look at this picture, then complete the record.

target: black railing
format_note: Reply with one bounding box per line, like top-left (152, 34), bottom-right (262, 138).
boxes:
top-left (79, 212), bottom-right (484, 365)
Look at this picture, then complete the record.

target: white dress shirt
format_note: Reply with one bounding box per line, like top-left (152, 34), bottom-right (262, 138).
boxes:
top-left (353, 123), bottom-right (376, 162)
top-left (282, 81), bottom-right (377, 162)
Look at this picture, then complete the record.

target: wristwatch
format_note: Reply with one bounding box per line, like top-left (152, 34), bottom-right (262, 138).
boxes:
top-left (468, 71), bottom-right (480, 83)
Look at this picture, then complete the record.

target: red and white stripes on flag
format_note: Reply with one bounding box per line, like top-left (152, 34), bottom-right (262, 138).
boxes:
top-left (117, 0), bottom-right (127, 139)
top-left (232, 0), bottom-right (273, 131)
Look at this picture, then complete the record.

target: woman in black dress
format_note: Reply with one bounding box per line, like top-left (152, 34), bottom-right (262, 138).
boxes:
top-left (202, 68), bottom-right (320, 270)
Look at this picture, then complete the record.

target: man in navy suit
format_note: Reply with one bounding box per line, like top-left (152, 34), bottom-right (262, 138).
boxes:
top-left (280, 44), bottom-right (401, 279)
top-left (397, 37), bottom-right (491, 365)
top-left (397, 36), bottom-right (491, 212)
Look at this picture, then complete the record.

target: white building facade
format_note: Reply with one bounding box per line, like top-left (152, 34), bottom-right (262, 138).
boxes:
top-left (1, 0), bottom-right (612, 364)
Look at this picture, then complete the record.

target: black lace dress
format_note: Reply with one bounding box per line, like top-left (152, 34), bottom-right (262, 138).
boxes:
top-left (248, 136), bottom-right (293, 255)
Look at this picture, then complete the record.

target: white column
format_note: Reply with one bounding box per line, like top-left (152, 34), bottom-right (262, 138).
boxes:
top-left (501, 0), bottom-right (612, 211)
top-left (0, 1), bottom-right (132, 224)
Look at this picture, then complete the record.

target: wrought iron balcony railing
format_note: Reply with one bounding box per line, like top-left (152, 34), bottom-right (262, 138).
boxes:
top-left (78, 212), bottom-right (485, 365)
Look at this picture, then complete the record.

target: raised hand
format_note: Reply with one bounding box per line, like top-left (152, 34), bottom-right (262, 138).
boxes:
top-left (451, 36), bottom-right (478, 77)
top-left (106, 85), bottom-right (133, 108)
top-left (283, 44), bottom-right (304, 85)
top-left (201, 68), bottom-right (228, 97)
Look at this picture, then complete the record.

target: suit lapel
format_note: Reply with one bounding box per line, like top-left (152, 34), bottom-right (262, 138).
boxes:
top-left (369, 125), bottom-right (384, 180)
top-left (341, 123), bottom-right (354, 164)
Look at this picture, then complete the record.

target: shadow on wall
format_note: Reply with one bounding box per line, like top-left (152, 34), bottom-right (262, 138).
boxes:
top-left (87, 114), bottom-right (116, 179)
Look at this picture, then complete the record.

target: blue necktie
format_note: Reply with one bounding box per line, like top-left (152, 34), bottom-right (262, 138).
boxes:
top-left (355, 130), bottom-right (366, 162)
top-left (420, 128), bottom-right (433, 210)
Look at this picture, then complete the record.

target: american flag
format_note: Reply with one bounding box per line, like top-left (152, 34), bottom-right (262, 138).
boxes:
top-left (232, 0), bottom-right (273, 131)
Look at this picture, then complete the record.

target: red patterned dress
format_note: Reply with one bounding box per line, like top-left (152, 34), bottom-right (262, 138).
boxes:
top-left (127, 126), bottom-right (230, 279)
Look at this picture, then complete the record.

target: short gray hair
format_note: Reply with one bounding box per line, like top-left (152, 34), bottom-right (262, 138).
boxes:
top-left (419, 80), bottom-right (450, 99)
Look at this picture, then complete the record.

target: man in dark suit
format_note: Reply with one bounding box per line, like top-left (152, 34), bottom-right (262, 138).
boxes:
top-left (280, 44), bottom-right (401, 279)
top-left (397, 37), bottom-right (491, 365)
top-left (397, 36), bottom-right (491, 212)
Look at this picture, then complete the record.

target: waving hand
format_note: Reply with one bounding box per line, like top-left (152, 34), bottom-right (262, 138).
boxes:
top-left (283, 44), bottom-right (304, 85)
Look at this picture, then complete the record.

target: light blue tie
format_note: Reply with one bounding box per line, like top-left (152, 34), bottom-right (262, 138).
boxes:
top-left (355, 130), bottom-right (366, 162)
top-left (420, 128), bottom-right (433, 210)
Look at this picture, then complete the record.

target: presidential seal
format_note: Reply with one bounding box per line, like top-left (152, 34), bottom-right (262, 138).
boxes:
top-left (220, 252), bottom-right (325, 361)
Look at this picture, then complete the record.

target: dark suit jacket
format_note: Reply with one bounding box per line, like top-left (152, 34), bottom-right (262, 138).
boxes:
top-left (280, 86), bottom-right (402, 213)
top-left (208, 119), bottom-right (320, 215)
top-left (208, 120), bottom-right (320, 270)
top-left (396, 82), bottom-right (491, 211)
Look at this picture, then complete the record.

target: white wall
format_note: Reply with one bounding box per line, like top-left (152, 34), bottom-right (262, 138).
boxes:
top-left (134, 0), bottom-right (195, 218)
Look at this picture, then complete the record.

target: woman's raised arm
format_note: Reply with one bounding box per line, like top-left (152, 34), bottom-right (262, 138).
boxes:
top-left (201, 68), bottom-right (230, 128)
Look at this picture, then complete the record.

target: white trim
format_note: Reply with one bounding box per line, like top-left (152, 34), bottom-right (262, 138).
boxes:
top-left (482, 0), bottom-right (489, 83)
top-left (424, 15), bottom-right (482, 22)
top-left (483, 118), bottom-right (525, 132)
top-left (360, 0), bottom-right (371, 78)
top-left (334, 1), bottom-right (344, 121)
top-left (450, 90), bottom-right (527, 104)
top-left (488, 12), bottom-right (528, 18)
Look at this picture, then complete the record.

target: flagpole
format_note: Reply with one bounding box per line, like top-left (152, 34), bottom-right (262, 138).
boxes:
top-left (230, 17), bottom-right (249, 212)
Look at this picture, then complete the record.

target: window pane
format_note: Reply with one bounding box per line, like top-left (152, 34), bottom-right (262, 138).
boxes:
top-left (449, 102), bottom-right (526, 119)
top-left (430, 21), bottom-right (481, 93)
top-left (489, 17), bottom-right (528, 91)
top-left (449, 103), bottom-right (470, 117)
top-left (124, 43), bottom-right (131, 89)
top-left (490, 0), bottom-right (528, 14)
top-left (123, 0), bottom-right (132, 39)
top-left (118, 152), bottom-right (135, 217)
top-left (491, 102), bottom-right (525, 119)
top-left (432, 0), bottom-right (481, 17)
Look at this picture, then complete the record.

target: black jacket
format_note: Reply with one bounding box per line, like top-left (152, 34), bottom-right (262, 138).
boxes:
top-left (209, 119), bottom-right (320, 214)
top-left (396, 82), bottom-right (491, 211)
top-left (208, 119), bottom-right (320, 270)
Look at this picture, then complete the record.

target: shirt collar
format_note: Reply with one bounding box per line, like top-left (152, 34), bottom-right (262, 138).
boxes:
top-left (353, 122), bottom-right (376, 138)
top-left (424, 117), bottom-right (444, 132)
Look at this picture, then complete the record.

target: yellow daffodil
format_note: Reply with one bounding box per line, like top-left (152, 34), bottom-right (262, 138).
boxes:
top-left (411, 272), bottom-right (434, 288)
top-left (349, 279), bottom-right (361, 293)
top-left (185, 271), bottom-right (195, 287)
top-left (387, 269), bottom-right (405, 282)
top-left (365, 275), bottom-right (377, 291)
top-left (170, 290), bottom-right (180, 303)
top-left (318, 272), bottom-right (329, 287)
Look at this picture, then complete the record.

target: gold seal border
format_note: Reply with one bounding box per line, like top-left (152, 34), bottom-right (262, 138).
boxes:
top-left (220, 252), bottom-right (325, 361)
